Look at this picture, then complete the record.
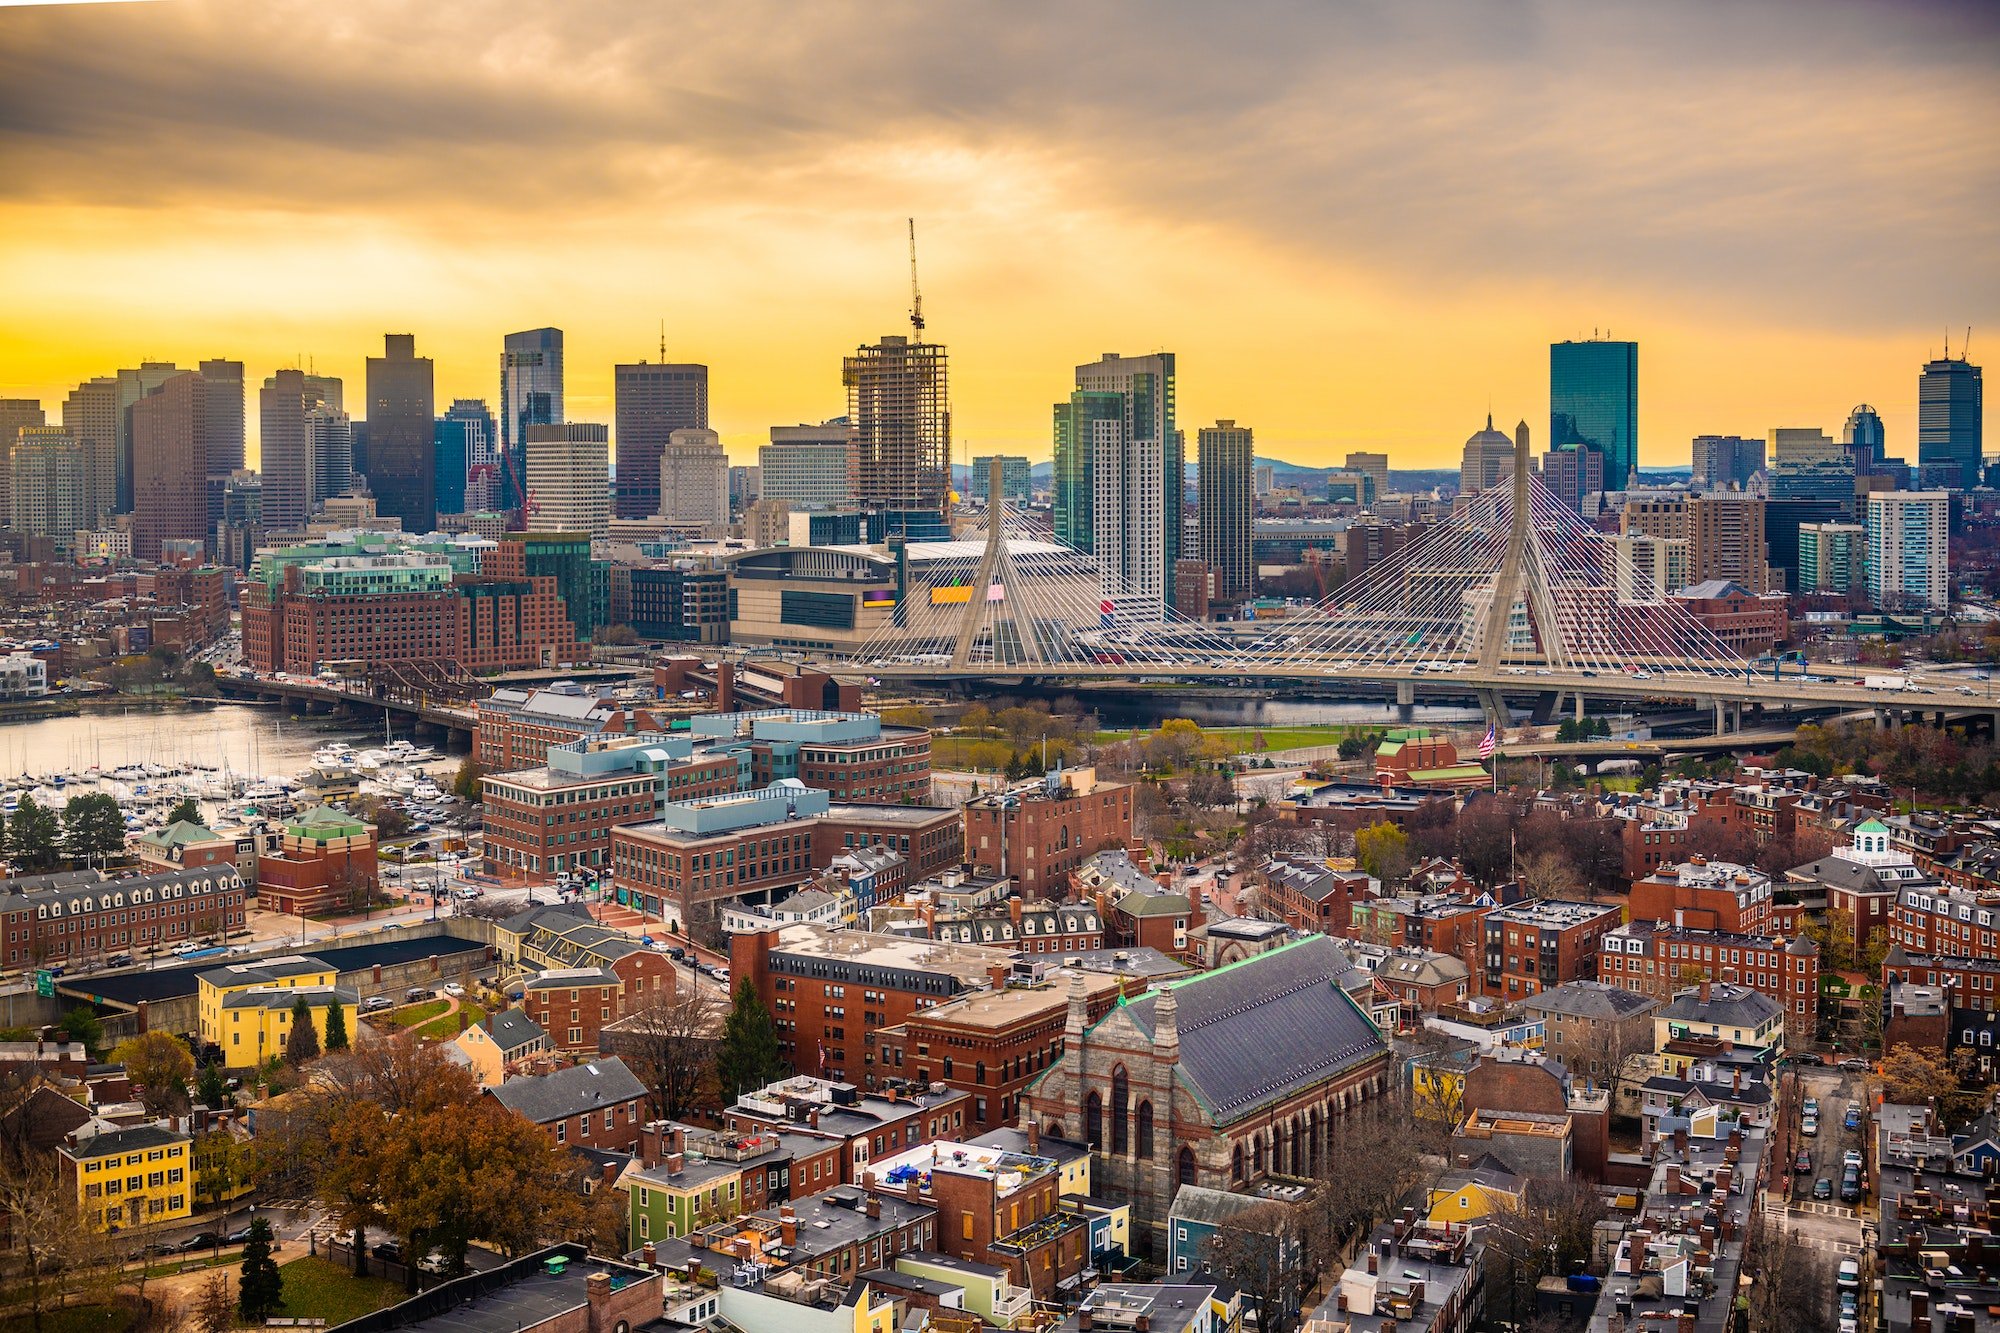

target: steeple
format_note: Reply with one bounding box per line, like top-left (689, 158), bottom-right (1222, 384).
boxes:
top-left (1153, 984), bottom-right (1180, 1064)
top-left (1064, 970), bottom-right (1090, 1043)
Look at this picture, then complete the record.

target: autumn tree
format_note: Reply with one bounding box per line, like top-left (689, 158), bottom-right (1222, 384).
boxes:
top-left (716, 980), bottom-right (785, 1102)
top-left (621, 991), bottom-right (722, 1122)
top-left (111, 1031), bottom-right (196, 1117)
top-left (1355, 821), bottom-right (1411, 884)
top-left (0, 1153), bottom-right (120, 1327)
top-left (1800, 907), bottom-right (1858, 973)
top-left (1879, 1042), bottom-right (1986, 1125)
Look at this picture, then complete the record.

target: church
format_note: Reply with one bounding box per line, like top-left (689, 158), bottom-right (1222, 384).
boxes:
top-left (1023, 935), bottom-right (1392, 1251)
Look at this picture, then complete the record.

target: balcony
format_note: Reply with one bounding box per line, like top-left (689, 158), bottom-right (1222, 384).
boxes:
top-left (993, 1285), bottom-right (1031, 1323)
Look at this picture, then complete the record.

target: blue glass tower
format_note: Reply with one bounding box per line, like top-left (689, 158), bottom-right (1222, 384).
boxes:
top-left (1550, 339), bottom-right (1639, 489)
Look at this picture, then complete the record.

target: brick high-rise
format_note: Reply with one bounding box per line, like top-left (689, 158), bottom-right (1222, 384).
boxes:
top-left (130, 371), bottom-right (209, 562)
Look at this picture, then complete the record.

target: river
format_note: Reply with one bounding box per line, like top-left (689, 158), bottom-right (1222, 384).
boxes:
top-left (0, 702), bottom-right (425, 783)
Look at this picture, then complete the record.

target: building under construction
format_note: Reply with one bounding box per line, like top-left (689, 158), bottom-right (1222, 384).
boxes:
top-left (843, 334), bottom-right (950, 521)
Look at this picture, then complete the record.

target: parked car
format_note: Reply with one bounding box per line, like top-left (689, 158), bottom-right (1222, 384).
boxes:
top-left (418, 1250), bottom-right (452, 1275)
top-left (1838, 1057), bottom-right (1871, 1072)
top-left (224, 1226), bottom-right (254, 1245)
top-left (179, 1232), bottom-right (220, 1251)
top-left (1800, 1114), bottom-right (1819, 1137)
top-left (106, 953), bottom-right (134, 968)
top-left (1803, 1097), bottom-right (1820, 1118)
top-left (1844, 1149), bottom-right (1863, 1169)
top-left (406, 986), bottom-right (432, 1002)
top-left (1793, 1149), bottom-right (1812, 1174)
top-left (361, 996), bottom-right (395, 1013)
top-left (373, 1240), bottom-right (403, 1262)
top-left (1837, 1258), bottom-right (1860, 1288)
top-left (442, 983), bottom-right (465, 997)
top-left (1844, 1103), bottom-right (1862, 1131)
top-left (1813, 1177), bottom-right (1834, 1200)
top-left (1840, 1168), bottom-right (1863, 1203)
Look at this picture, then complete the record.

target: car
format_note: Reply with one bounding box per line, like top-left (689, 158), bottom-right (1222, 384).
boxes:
top-left (179, 1232), bottom-right (220, 1251)
top-left (668, 947), bottom-right (688, 962)
top-left (373, 1240), bottom-right (403, 1262)
top-left (1841, 1171), bottom-right (1863, 1204)
top-left (1800, 1114), bottom-right (1819, 1136)
top-left (1793, 1149), bottom-right (1812, 1174)
top-left (361, 996), bottom-right (395, 1013)
top-left (1840, 1291), bottom-right (1859, 1315)
top-left (418, 1250), bottom-right (452, 1275)
top-left (1845, 1105), bottom-right (1862, 1131)
top-left (1813, 1177), bottom-right (1833, 1200)
top-left (442, 983), bottom-right (465, 998)
top-left (1803, 1097), bottom-right (1820, 1117)
top-left (1839, 1318), bottom-right (1859, 1333)
top-left (1837, 1258), bottom-right (1860, 1288)
top-left (224, 1226), bottom-right (254, 1245)
top-left (406, 986), bottom-right (433, 1002)
top-left (1838, 1057), bottom-right (1871, 1072)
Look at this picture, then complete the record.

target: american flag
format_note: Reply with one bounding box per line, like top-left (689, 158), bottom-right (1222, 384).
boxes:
top-left (1477, 724), bottom-right (1497, 759)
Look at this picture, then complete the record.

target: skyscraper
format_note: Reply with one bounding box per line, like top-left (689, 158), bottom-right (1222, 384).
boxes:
top-left (259, 369), bottom-right (343, 531)
top-left (1074, 352), bottom-right (1179, 595)
top-left (1918, 347), bottom-right (1982, 489)
top-left (1197, 420), bottom-right (1254, 603)
top-left (1690, 434), bottom-right (1764, 488)
top-left (658, 428), bottom-right (729, 528)
top-left (760, 423), bottom-right (857, 508)
top-left (0, 399), bottom-right (46, 522)
top-left (1867, 491), bottom-right (1950, 609)
top-left (1459, 415), bottom-right (1516, 496)
top-left (969, 455), bottom-right (1031, 505)
top-left (1550, 338), bottom-right (1639, 489)
top-left (524, 423), bottom-right (610, 538)
top-left (1842, 404), bottom-right (1885, 473)
top-left (197, 359), bottom-right (244, 533)
top-left (1689, 491), bottom-right (1768, 590)
top-left (1345, 452), bottom-right (1390, 504)
top-left (8, 427), bottom-right (87, 554)
top-left (130, 371), bottom-right (208, 561)
top-left (1797, 521), bottom-right (1866, 594)
top-left (439, 399), bottom-right (495, 516)
top-left (61, 377), bottom-right (119, 527)
top-left (307, 401), bottom-right (354, 511)
top-left (1767, 427), bottom-right (1853, 506)
top-left (614, 360), bottom-right (709, 520)
top-left (501, 328), bottom-right (565, 514)
top-left (365, 334), bottom-right (437, 532)
top-left (843, 334), bottom-right (949, 522)
top-left (1052, 390), bottom-right (1123, 554)
top-left (113, 362), bottom-right (183, 515)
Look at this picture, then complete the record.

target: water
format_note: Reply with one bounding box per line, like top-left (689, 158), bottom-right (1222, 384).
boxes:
top-left (0, 702), bottom-right (408, 783)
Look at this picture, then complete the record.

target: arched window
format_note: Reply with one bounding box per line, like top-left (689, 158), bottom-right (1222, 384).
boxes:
top-left (1135, 1101), bottom-right (1154, 1160)
top-left (1253, 1137), bottom-right (1265, 1175)
top-left (1232, 1143), bottom-right (1245, 1181)
top-left (976, 1061), bottom-right (986, 1084)
top-left (1085, 1092), bottom-right (1103, 1150)
top-left (1110, 1067), bottom-right (1129, 1155)
top-left (1178, 1146), bottom-right (1197, 1185)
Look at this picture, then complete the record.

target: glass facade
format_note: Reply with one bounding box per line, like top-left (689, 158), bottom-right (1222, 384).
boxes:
top-left (1052, 391), bottom-right (1123, 553)
top-left (512, 532), bottom-right (606, 641)
top-left (1918, 357), bottom-right (1982, 489)
top-left (1550, 340), bottom-right (1638, 488)
top-left (500, 328), bottom-right (564, 514)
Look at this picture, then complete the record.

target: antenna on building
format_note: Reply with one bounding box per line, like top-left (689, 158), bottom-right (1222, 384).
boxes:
top-left (1966, 327), bottom-right (1973, 362)
top-left (907, 218), bottom-right (925, 342)
top-left (660, 319), bottom-right (668, 365)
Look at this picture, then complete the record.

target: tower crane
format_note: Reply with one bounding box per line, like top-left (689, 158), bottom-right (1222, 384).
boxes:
top-left (908, 218), bottom-right (925, 342)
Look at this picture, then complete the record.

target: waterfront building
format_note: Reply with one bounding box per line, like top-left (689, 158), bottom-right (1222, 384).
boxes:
top-left (0, 865), bottom-right (246, 969)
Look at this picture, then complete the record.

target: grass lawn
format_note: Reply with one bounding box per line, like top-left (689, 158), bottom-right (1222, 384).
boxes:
top-left (409, 1003), bottom-right (486, 1041)
top-left (273, 1255), bottom-right (406, 1326)
top-left (0, 1308), bottom-right (134, 1333)
top-left (385, 998), bottom-right (450, 1028)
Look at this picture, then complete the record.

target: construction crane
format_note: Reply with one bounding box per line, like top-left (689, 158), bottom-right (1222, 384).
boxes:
top-left (908, 217), bottom-right (925, 341)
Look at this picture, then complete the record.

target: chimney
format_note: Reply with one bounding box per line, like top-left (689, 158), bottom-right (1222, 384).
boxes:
top-left (458, 1007), bottom-right (470, 1033)
top-left (866, 1196), bottom-right (881, 1219)
top-left (782, 1216), bottom-right (798, 1247)
top-left (586, 1272), bottom-right (612, 1327)
top-left (1010, 898), bottom-right (1024, 927)
top-left (1027, 1121), bottom-right (1041, 1153)
top-left (1678, 1313), bottom-right (1695, 1333)
top-left (989, 963), bottom-right (1010, 991)
top-left (907, 1178), bottom-right (921, 1203)
top-left (601, 1160), bottom-right (619, 1186)
top-left (1079, 1311), bottom-right (1094, 1331)
top-left (1665, 1164), bottom-right (1682, 1194)
top-left (1136, 1318), bottom-right (1150, 1333)
top-left (642, 1242), bottom-right (656, 1267)
top-left (1367, 1250), bottom-right (1379, 1275)
top-left (667, 1152), bottom-right (685, 1174)
top-left (690, 1232), bottom-right (708, 1250)
top-left (1699, 978), bottom-right (1711, 1003)
top-left (671, 1125), bottom-right (687, 1155)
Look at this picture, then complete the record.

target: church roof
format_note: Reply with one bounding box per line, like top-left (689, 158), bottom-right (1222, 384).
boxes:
top-left (1114, 935), bottom-right (1385, 1125)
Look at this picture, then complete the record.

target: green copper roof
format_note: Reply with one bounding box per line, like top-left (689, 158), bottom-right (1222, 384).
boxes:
top-left (136, 819), bottom-right (220, 848)
top-left (287, 805), bottom-right (371, 840)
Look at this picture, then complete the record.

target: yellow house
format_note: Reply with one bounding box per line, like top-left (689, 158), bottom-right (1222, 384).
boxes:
top-left (197, 954), bottom-right (337, 1044)
top-left (60, 1122), bottom-right (192, 1232)
top-left (1425, 1158), bottom-right (1524, 1226)
top-left (215, 984), bottom-right (357, 1067)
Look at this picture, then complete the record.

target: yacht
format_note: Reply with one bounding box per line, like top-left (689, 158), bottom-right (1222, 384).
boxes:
top-left (382, 740), bottom-right (437, 764)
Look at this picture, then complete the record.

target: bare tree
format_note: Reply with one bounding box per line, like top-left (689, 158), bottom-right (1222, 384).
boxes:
top-left (615, 990), bottom-right (723, 1122)
top-left (1297, 1099), bottom-right (1432, 1289)
top-left (1742, 1209), bottom-right (1835, 1333)
top-left (1201, 1203), bottom-right (1304, 1333)
top-left (1482, 1176), bottom-right (1609, 1327)
top-left (1516, 849), bottom-right (1580, 900)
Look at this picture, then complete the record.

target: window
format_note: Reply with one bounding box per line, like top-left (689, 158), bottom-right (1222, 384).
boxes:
top-left (1136, 1101), bottom-right (1154, 1160)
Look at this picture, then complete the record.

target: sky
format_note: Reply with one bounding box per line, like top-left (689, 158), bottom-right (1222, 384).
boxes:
top-left (0, 0), bottom-right (1995, 471)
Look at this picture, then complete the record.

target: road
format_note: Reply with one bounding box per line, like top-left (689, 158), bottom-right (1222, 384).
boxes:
top-left (1769, 1065), bottom-right (1869, 1329)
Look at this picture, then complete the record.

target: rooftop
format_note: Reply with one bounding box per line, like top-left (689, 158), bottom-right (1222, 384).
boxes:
top-left (872, 1140), bottom-right (1058, 1196)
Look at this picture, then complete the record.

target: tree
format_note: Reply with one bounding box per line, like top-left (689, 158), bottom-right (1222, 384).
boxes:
top-left (237, 1217), bottom-right (284, 1322)
top-left (0, 1152), bottom-right (121, 1329)
top-left (165, 797), bottom-right (203, 828)
top-left (7, 795), bottom-right (62, 872)
top-left (1742, 1209), bottom-right (1834, 1333)
top-left (1184, 768), bottom-right (1237, 809)
top-left (1202, 1203), bottom-right (1302, 1333)
top-left (324, 998), bottom-right (350, 1052)
top-left (1801, 907), bottom-right (1858, 973)
top-left (196, 1060), bottom-right (231, 1112)
top-left (716, 980), bottom-right (785, 1103)
top-left (56, 1005), bottom-right (104, 1057)
top-left (1483, 1176), bottom-right (1609, 1327)
top-left (61, 793), bottom-right (126, 865)
top-left (1516, 848), bottom-right (1579, 899)
top-left (111, 1031), bottom-right (195, 1117)
top-left (189, 1269), bottom-right (236, 1333)
top-left (285, 997), bottom-right (321, 1065)
top-left (1455, 797), bottom-right (1515, 888)
top-left (1354, 821), bottom-right (1411, 884)
top-left (622, 991), bottom-right (722, 1122)
top-left (1879, 1041), bottom-right (1981, 1123)
top-left (451, 757), bottom-right (485, 803)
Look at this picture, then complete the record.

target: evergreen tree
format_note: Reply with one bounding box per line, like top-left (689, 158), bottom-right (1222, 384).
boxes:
top-left (285, 996), bottom-right (321, 1065)
top-left (56, 1005), bottom-right (104, 1056)
top-left (62, 793), bottom-right (126, 865)
top-left (197, 1059), bottom-right (231, 1110)
top-left (716, 979), bottom-right (785, 1101)
top-left (323, 999), bottom-right (349, 1052)
top-left (7, 796), bottom-right (61, 872)
top-left (237, 1218), bottom-right (284, 1322)
top-left (165, 797), bottom-right (203, 828)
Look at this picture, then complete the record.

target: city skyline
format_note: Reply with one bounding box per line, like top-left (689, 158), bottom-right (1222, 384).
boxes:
top-left (1, 0), bottom-right (1995, 469)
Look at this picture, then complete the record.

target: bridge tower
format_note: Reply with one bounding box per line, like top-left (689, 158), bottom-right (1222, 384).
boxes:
top-left (1477, 421), bottom-right (1568, 673)
top-left (951, 457), bottom-right (1040, 669)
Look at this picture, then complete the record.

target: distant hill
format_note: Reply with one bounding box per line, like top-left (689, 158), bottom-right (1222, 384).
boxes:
top-left (956, 459), bottom-right (1688, 491)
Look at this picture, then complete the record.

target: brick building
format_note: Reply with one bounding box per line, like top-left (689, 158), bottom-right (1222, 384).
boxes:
top-left (867, 970), bottom-right (1128, 1133)
top-left (920, 898), bottom-right (1106, 958)
top-left (132, 820), bottom-right (241, 876)
top-left (1628, 858), bottom-right (1774, 935)
top-left (1783, 819), bottom-right (1927, 957)
top-left (1259, 856), bottom-right (1373, 933)
top-left (487, 1056), bottom-right (649, 1153)
top-left (476, 683), bottom-right (667, 770)
top-left (730, 924), bottom-right (1017, 1083)
top-left (1070, 850), bottom-right (1204, 955)
top-left (253, 806), bottom-right (378, 916)
top-left (963, 769), bottom-right (1134, 898)
top-left (523, 968), bottom-right (629, 1053)
top-left (1599, 922), bottom-right (1819, 1048)
top-left (1479, 898), bottom-right (1622, 1000)
top-left (863, 1137), bottom-right (1090, 1295)
top-left (0, 866), bottom-right (245, 969)
top-left (722, 1073), bottom-right (975, 1187)
top-left (494, 902), bottom-right (677, 1010)
top-left (1667, 580), bottom-right (1787, 656)
top-left (1347, 892), bottom-right (1494, 986)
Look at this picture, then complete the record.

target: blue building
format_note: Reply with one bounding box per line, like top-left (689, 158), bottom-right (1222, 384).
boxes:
top-left (1550, 338), bottom-right (1639, 490)
top-left (1167, 1183), bottom-right (1306, 1313)
top-left (1919, 351), bottom-right (1983, 489)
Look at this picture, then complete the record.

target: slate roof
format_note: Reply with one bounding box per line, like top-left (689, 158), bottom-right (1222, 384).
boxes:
top-left (1522, 981), bottom-right (1661, 1021)
top-left (64, 1123), bottom-right (188, 1160)
top-left (1169, 1184), bottom-right (1282, 1228)
top-left (220, 983), bottom-right (358, 1010)
top-left (524, 967), bottom-right (621, 990)
top-left (1114, 935), bottom-right (1385, 1124)
top-left (482, 1008), bottom-right (548, 1056)
top-left (488, 1057), bottom-right (646, 1124)
top-left (1433, 1153), bottom-right (1522, 1197)
top-left (1659, 983), bottom-right (1781, 1031)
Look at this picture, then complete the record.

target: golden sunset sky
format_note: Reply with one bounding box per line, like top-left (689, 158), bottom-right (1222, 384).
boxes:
top-left (0, 0), bottom-right (1995, 471)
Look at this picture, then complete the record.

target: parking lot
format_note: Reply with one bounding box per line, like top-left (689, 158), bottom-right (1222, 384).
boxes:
top-left (1788, 1066), bottom-right (1871, 1208)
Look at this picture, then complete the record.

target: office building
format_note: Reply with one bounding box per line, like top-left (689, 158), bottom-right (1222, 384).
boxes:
top-left (1539, 441), bottom-right (1603, 511)
top-left (0, 399), bottom-right (46, 522)
top-left (524, 423), bottom-right (611, 539)
top-left (759, 423), bottom-right (855, 508)
top-left (363, 334), bottom-right (436, 533)
top-left (195, 359), bottom-right (243, 532)
top-left (1253, 462), bottom-right (1276, 496)
top-left (501, 327), bottom-right (564, 514)
top-left (1867, 490), bottom-right (1950, 610)
top-left (440, 398), bottom-right (498, 512)
top-left (1796, 521), bottom-right (1866, 594)
top-left (1842, 404), bottom-right (1885, 473)
top-left (1765, 497), bottom-right (1848, 593)
top-left (1690, 434), bottom-right (1763, 488)
top-left (1550, 338), bottom-right (1638, 488)
top-left (969, 454), bottom-right (1031, 505)
top-left (8, 427), bottom-right (88, 554)
top-left (614, 359), bottom-right (709, 520)
top-left (1611, 532), bottom-right (1689, 600)
top-left (60, 377), bottom-right (119, 527)
top-left (1689, 491), bottom-right (1768, 590)
top-left (509, 530), bottom-right (607, 642)
top-left (113, 362), bottom-right (184, 515)
top-left (1196, 419), bottom-right (1254, 602)
top-left (1346, 451), bottom-right (1390, 502)
top-left (259, 370), bottom-right (343, 531)
top-left (130, 371), bottom-right (208, 561)
top-left (1052, 390), bottom-right (1122, 552)
top-left (843, 334), bottom-right (949, 517)
top-left (1768, 427), bottom-right (1853, 506)
top-left (306, 400), bottom-right (353, 513)
top-left (1918, 348), bottom-right (1982, 489)
top-left (728, 464), bottom-right (759, 508)
top-left (658, 427), bottom-right (729, 527)
top-left (1458, 415), bottom-right (1516, 496)
top-left (1075, 352), bottom-right (1180, 596)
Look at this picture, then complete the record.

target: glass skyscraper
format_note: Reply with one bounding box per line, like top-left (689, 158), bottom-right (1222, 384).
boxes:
top-left (1918, 352), bottom-right (1982, 489)
top-left (1550, 339), bottom-right (1638, 489)
top-left (1052, 390), bottom-right (1124, 554)
top-left (500, 328), bottom-right (564, 514)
